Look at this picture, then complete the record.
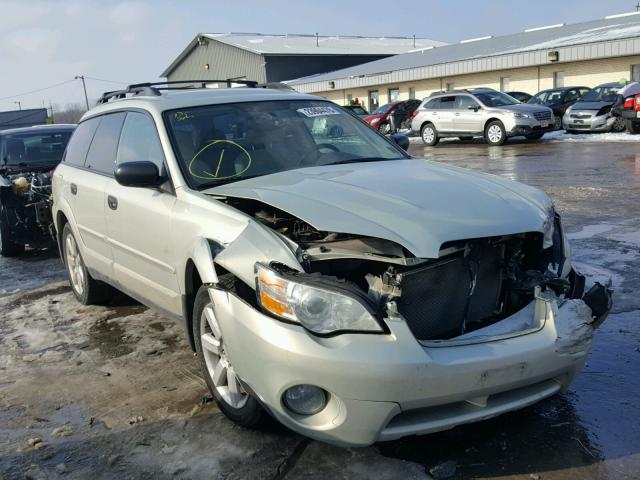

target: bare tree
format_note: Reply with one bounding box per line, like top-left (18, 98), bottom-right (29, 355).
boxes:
top-left (52, 103), bottom-right (87, 124)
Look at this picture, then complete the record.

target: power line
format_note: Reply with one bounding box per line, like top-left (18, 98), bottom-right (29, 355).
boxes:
top-left (0, 79), bottom-right (76, 101)
top-left (83, 76), bottom-right (129, 85)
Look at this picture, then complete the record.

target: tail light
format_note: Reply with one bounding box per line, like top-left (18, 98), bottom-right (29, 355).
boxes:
top-left (635, 94), bottom-right (640, 111)
top-left (624, 97), bottom-right (634, 109)
top-left (412, 110), bottom-right (419, 118)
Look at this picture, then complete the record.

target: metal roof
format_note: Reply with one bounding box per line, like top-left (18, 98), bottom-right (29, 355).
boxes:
top-left (161, 33), bottom-right (445, 77)
top-left (288, 13), bottom-right (640, 91)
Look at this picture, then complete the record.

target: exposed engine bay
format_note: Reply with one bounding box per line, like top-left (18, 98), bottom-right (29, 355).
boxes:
top-left (0, 170), bottom-right (55, 249)
top-left (220, 197), bottom-right (604, 342)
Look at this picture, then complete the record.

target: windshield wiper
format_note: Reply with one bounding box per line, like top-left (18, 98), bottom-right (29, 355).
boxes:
top-left (325, 157), bottom-right (398, 166)
top-left (197, 174), bottom-right (264, 190)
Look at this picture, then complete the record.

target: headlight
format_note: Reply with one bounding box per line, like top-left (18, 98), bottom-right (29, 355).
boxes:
top-left (369, 117), bottom-right (380, 124)
top-left (255, 263), bottom-right (383, 335)
top-left (512, 112), bottom-right (531, 119)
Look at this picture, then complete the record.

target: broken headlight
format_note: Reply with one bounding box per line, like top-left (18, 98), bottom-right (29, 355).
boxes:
top-left (255, 263), bottom-right (383, 335)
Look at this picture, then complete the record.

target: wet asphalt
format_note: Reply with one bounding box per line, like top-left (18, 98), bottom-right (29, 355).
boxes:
top-left (1, 138), bottom-right (639, 479)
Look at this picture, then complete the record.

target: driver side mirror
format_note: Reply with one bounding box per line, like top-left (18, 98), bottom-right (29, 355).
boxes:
top-left (390, 133), bottom-right (410, 151)
top-left (468, 105), bottom-right (481, 112)
top-left (115, 161), bottom-right (164, 188)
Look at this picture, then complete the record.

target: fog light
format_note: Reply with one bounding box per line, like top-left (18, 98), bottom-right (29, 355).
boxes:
top-left (282, 385), bottom-right (327, 416)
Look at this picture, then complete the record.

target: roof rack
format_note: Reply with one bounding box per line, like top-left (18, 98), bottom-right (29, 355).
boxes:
top-left (427, 87), bottom-right (497, 97)
top-left (97, 79), bottom-right (262, 104)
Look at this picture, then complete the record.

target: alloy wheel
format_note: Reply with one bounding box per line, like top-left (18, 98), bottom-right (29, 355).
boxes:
top-left (65, 233), bottom-right (85, 296)
top-left (423, 126), bottom-right (435, 144)
top-left (487, 124), bottom-right (503, 143)
top-left (200, 303), bottom-right (248, 409)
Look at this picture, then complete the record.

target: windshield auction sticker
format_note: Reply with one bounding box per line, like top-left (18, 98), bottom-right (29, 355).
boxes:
top-left (297, 106), bottom-right (341, 117)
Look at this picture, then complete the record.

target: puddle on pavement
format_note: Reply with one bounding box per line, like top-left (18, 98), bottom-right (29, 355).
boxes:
top-left (87, 319), bottom-right (133, 358)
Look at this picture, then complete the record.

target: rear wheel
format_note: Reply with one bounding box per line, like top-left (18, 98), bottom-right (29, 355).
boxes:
top-left (421, 123), bottom-right (439, 146)
top-left (626, 120), bottom-right (640, 134)
top-left (62, 224), bottom-right (112, 304)
top-left (0, 207), bottom-right (24, 257)
top-left (193, 285), bottom-right (264, 427)
top-left (485, 121), bottom-right (507, 146)
top-left (525, 132), bottom-right (545, 140)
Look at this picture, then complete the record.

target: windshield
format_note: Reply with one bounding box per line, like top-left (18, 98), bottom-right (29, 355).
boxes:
top-left (349, 106), bottom-right (368, 115)
top-left (164, 100), bottom-right (407, 189)
top-left (2, 130), bottom-right (73, 166)
top-left (580, 86), bottom-right (620, 103)
top-left (371, 103), bottom-right (392, 115)
top-left (475, 91), bottom-right (519, 107)
top-left (530, 90), bottom-right (563, 105)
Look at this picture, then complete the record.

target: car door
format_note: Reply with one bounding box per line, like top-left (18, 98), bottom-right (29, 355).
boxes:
top-left (63, 113), bottom-right (125, 276)
top-left (104, 111), bottom-right (180, 316)
top-left (435, 95), bottom-right (456, 132)
top-left (453, 95), bottom-right (483, 133)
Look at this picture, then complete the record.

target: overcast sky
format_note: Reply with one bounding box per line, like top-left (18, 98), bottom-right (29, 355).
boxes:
top-left (0, 0), bottom-right (632, 111)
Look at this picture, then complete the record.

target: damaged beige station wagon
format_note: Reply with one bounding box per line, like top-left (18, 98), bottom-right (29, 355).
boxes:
top-left (52, 81), bottom-right (612, 447)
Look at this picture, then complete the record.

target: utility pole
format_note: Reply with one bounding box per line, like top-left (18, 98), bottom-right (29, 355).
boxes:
top-left (636, 1), bottom-right (640, 12)
top-left (14, 101), bottom-right (22, 110)
top-left (49, 100), bottom-right (55, 123)
top-left (75, 75), bottom-right (90, 110)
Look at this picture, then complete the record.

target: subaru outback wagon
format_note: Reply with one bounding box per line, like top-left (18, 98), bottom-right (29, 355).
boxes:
top-left (53, 81), bottom-right (611, 447)
top-left (412, 88), bottom-right (555, 146)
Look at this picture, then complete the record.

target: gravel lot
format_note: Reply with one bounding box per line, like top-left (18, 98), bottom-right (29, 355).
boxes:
top-left (1, 138), bottom-right (639, 479)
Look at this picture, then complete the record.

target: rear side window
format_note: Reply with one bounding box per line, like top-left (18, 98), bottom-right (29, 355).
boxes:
top-left (85, 113), bottom-right (126, 174)
top-left (439, 96), bottom-right (456, 109)
top-left (425, 98), bottom-right (441, 109)
top-left (63, 117), bottom-right (100, 167)
top-left (116, 112), bottom-right (165, 171)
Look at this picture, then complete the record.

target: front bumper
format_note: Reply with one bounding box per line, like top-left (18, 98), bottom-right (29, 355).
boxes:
top-left (507, 122), bottom-right (555, 137)
top-left (210, 283), bottom-right (611, 447)
top-left (563, 112), bottom-right (615, 132)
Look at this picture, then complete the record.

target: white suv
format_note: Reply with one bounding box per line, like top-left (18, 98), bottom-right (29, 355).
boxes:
top-left (411, 88), bottom-right (555, 146)
top-left (52, 81), bottom-right (610, 447)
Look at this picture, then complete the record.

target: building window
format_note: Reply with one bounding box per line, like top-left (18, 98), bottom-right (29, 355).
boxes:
top-left (446, 82), bottom-right (455, 91)
top-left (368, 90), bottom-right (379, 112)
top-left (553, 71), bottom-right (564, 88)
top-left (409, 87), bottom-right (416, 99)
top-left (347, 93), bottom-right (353, 105)
top-left (500, 77), bottom-right (510, 92)
top-left (388, 88), bottom-right (400, 102)
top-left (632, 64), bottom-right (640, 82)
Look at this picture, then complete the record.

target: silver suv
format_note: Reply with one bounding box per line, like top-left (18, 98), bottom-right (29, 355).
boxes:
top-left (412, 88), bottom-right (555, 146)
top-left (52, 81), bottom-right (610, 447)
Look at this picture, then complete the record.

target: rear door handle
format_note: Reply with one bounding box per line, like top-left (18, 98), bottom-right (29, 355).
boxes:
top-left (70, 183), bottom-right (77, 195)
top-left (107, 195), bottom-right (118, 210)
top-left (455, 113), bottom-right (461, 116)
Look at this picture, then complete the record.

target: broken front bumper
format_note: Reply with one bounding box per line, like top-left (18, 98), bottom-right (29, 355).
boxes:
top-left (209, 281), bottom-right (611, 447)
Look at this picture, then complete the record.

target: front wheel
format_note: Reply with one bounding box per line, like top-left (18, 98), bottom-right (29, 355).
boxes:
top-left (421, 124), bottom-right (439, 146)
top-left (626, 120), bottom-right (640, 134)
top-left (554, 116), bottom-right (563, 130)
top-left (611, 117), bottom-right (626, 132)
top-left (193, 285), bottom-right (264, 427)
top-left (485, 121), bottom-right (507, 146)
top-left (378, 123), bottom-right (391, 135)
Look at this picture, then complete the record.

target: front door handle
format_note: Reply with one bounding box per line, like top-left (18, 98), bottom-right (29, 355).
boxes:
top-left (70, 183), bottom-right (77, 195)
top-left (107, 195), bottom-right (118, 210)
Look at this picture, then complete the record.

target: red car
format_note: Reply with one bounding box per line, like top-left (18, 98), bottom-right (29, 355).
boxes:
top-left (364, 99), bottom-right (421, 134)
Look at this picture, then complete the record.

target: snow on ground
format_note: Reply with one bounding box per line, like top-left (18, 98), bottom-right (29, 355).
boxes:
top-left (407, 130), bottom-right (640, 144)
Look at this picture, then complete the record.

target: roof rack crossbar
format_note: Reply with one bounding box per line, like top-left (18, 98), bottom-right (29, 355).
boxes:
top-left (97, 79), bottom-right (261, 104)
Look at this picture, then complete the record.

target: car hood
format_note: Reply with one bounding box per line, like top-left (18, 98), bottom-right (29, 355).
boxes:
top-left (206, 160), bottom-right (553, 259)
top-left (364, 114), bottom-right (385, 122)
top-left (570, 101), bottom-right (612, 111)
top-left (494, 104), bottom-right (552, 115)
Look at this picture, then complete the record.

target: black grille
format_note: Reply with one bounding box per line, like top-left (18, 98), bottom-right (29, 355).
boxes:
top-left (397, 243), bottom-right (503, 340)
top-left (533, 111), bottom-right (552, 121)
top-left (570, 113), bottom-right (592, 119)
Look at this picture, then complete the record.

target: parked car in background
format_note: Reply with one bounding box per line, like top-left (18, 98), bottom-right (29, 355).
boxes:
top-left (0, 124), bottom-right (75, 255)
top-left (563, 82), bottom-right (627, 133)
top-left (506, 91), bottom-right (532, 103)
top-left (53, 81), bottom-right (610, 447)
top-left (529, 86), bottom-right (590, 129)
top-left (343, 104), bottom-right (369, 117)
top-left (612, 81), bottom-right (640, 134)
top-left (411, 88), bottom-right (554, 146)
top-left (364, 99), bottom-right (421, 134)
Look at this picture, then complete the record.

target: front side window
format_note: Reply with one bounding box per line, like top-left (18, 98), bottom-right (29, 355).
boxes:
top-left (117, 112), bottom-right (165, 172)
top-left (372, 103), bottom-right (392, 115)
top-left (455, 95), bottom-right (480, 110)
top-left (581, 86), bottom-right (620, 103)
top-left (3, 130), bottom-right (73, 167)
top-left (164, 100), bottom-right (407, 189)
top-left (475, 91), bottom-right (518, 107)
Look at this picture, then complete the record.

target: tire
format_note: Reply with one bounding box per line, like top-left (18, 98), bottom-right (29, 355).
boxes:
top-left (611, 117), bottom-right (626, 132)
top-left (378, 123), bottom-right (391, 135)
top-left (193, 285), bottom-right (264, 427)
top-left (554, 116), bottom-right (562, 130)
top-left (485, 121), bottom-right (507, 146)
top-left (0, 207), bottom-right (24, 257)
top-left (62, 224), bottom-right (112, 305)
top-left (420, 123), bottom-right (439, 146)
top-left (626, 120), bottom-right (640, 134)
top-left (525, 132), bottom-right (545, 140)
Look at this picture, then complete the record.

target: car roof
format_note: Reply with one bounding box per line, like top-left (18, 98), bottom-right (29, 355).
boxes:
top-left (0, 124), bottom-right (76, 136)
top-left (81, 88), bottom-right (323, 121)
top-left (595, 82), bottom-right (625, 88)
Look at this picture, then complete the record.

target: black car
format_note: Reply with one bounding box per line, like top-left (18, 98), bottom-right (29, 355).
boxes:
top-left (506, 91), bottom-right (532, 103)
top-left (528, 86), bottom-right (590, 129)
top-left (0, 124), bottom-right (75, 255)
top-left (343, 104), bottom-right (369, 116)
